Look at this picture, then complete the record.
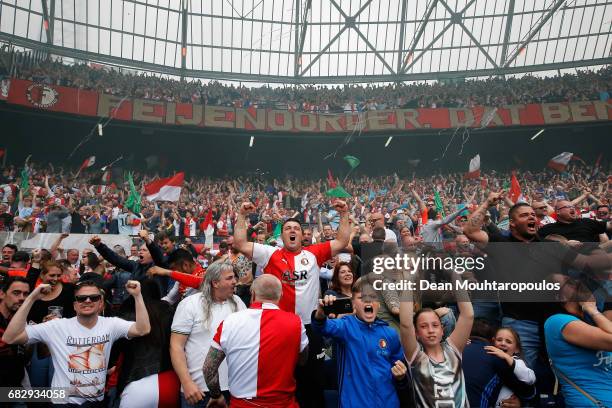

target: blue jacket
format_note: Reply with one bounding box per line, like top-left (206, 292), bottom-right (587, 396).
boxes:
top-left (312, 314), bottom-right (404, 408)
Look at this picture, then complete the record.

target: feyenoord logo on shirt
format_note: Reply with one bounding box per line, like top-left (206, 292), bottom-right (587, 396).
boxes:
top-left (301, 258), bottom-right (309, 266)
top-left (26, 83), bottom-right (59, 108)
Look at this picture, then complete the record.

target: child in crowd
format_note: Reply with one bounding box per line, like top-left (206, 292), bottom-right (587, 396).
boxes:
top-left (485, 327), bottom-right (536, 407)
top-left (399, 273), bottom-right (474, 408)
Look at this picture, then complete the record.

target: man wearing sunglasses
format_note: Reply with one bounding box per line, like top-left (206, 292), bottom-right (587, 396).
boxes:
top-left (539, 200), bottom-right (611, 243)
top-left (2, 280), bottom-right (150, 407)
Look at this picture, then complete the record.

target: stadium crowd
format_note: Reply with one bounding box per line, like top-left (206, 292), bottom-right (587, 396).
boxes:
top-left (2, 46), bottom-right (611, 113)
top-left (0, 155), bottom-right (611, 407)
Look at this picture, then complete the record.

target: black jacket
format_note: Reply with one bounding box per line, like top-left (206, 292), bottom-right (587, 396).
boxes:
top-left (94, 242), bottom-right (168, 295)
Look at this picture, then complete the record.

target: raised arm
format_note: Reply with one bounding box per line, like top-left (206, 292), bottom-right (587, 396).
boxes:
top-left (561, 307), bottom-right (612, 352)
top-left (148, 266), bottom-right (203, 289)
top-left (89, 235), bottom-right (135, 272)
top-left (330, 200), bottom-right (350, 257)
top-left (570, 189), bottom-right (590, 207)
top-left (233, 202), bottom-right (255, 259)
top-left (398, 291), bottom-right (418, 362)
top-left (139, 230), bottom-right (167, 267)
top-left (49, 232), bottom-right (69, 259)
top-left (437, 206), bottom-right (465, 227)
top-left (447, 275), bottom-right (474, 353)
top-left (463, 190), bottom-right (504, 245)
top-left (411, 189), bottom-right (426, 212)
top-left (125, 281), bottom-right (151, 338)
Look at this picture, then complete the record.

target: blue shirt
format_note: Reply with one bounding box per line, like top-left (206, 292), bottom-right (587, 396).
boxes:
top-left (312, 315), bottom-right (404, 408)
top-left (463, 338), bottom-right (536, 408)
top-left (544, 314), bottom-right (612, 407)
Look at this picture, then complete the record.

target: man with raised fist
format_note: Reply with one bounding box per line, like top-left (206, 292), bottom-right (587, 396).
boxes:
top-left (2, 279), bottom-right (150, 406)
top-left (232, 199), bottom-right (351, 407)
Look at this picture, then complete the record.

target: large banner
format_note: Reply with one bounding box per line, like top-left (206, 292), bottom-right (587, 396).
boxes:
top-left (6, 78), bottom-right (612, 133)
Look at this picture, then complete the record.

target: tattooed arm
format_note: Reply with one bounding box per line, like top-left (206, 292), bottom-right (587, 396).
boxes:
top-left (203, 347), bottom-right (227, 407)
top-left (464, 190), bottom-right (505, 246)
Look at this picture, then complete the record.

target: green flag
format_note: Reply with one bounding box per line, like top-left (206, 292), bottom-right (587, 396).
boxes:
top-left (273, 222), bottom-right (282, 239)
top-left (266, 222), bottom-right (282, 244)
top-left (19, 167), bottom-right (29, 196)
top-left (124, 172), bottom-right (141, 213)
top-left (326, 186), bottom-right (351, 198)
top-left (434, 190), bottom-right (445, 217)
top-left (343, 155), bottom-right (360, 169)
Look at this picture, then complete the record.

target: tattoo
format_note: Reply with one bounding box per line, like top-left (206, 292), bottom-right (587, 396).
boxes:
top-left (468, 212), bottom-right (484, 228)
top-left (203, 347), bottom-right (226, 395)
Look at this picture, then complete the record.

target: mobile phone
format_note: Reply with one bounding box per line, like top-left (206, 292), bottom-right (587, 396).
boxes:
top-left (323, 298), bottom-right (353, 316)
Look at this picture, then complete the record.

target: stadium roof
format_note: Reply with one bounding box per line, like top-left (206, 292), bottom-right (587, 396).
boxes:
top-left (1, 0), bottom-right (611, 83)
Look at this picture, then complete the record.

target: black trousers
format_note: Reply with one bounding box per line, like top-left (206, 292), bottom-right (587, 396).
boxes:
top-left (295, 324), bottom-right (325, 408)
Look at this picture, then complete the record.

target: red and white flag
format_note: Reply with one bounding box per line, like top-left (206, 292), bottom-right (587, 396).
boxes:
top-left (547, 152), bottom-right (573, 172)
top-left (200, 209), bottom-right (214, 248)
top-left (465, 154), bottom-right (480, 179)
top-left (79, 156), bottom-right (96, 171)
top-left (144, 172), bottom-right (184, 202)
top-left (101, 168), bottom-right (112, 184)
top-left (509, 172), bottom-right (525, 203)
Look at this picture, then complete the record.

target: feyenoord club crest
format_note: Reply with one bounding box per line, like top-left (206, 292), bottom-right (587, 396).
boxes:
top-left (26, 83), bottom-right (59, 108)
top-left (301, 258), bottom-right (309, 266)
top-left (379, 339), bottom-right (387, 349)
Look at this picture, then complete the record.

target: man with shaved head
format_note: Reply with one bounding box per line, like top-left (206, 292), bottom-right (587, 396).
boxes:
top-left (539, 199), bottom-right (611, 243)
top-left (204, 275), bottom-right (308, 408)
top-left (531, 200), bottom-right (555, 228)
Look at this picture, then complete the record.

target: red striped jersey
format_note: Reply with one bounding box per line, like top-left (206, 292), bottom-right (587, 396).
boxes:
top-left (252, 241), bottom-right (331, 324)
top-left (212, 302), bottom-right (307, 408)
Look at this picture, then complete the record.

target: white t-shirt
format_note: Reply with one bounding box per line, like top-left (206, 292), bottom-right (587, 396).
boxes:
top-left (130, 215), bottom-right (142, 235)
top-left (171, 293), bottom-right (246, 393)
top-left (385, 228), bottom-right (397, 242)
top-left (26, 316), bottom-right (133, 404)
top-left (117, 213), bottom-right (132, 235)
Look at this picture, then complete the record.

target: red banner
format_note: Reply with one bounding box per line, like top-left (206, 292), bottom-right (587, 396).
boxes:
top-left (7, 79), bottom-right (98, 116)
top-left (5, 78), bottom-right (612, 133)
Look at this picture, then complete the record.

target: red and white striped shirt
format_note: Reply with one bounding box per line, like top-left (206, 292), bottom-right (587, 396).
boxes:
top-left (212, 302), bottom-right (308, 408)
top-left (252, 241), bottom-right (331, 324)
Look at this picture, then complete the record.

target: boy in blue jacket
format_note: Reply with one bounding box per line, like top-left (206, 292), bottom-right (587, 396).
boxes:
top-left (312, 278), bottom-right (408, 408)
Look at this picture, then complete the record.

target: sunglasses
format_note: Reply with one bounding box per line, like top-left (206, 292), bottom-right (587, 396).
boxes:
top-left (556, 205), bottom-right (574, 211)
top-left (75, 294), bottom-right (102, 303)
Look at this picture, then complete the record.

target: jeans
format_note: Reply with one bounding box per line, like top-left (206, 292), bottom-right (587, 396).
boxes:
top-left (295, 324), bottom-right (325, 408)
top-left (473, 301), bottom-right (502, 327)
top-left (501, 317), bottom-right (541, 369)
top-left (180, 391), bottom-right (229, 408)
top-left (28, 344), bottom-right (53, 387)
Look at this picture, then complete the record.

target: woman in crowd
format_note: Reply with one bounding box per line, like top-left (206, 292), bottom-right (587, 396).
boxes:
top-left (485, 327), bottom-right (536, 407)
top-left (25, 260), bottom-right (75, 387)
top-left (399, 273), bottom-right (474, 407)
top-left (324, 262), bottom-right (355, 300)
top-left (544, 277), bottom-right (612, 408)
top-left (80, 251), bottom-right (105, 276)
